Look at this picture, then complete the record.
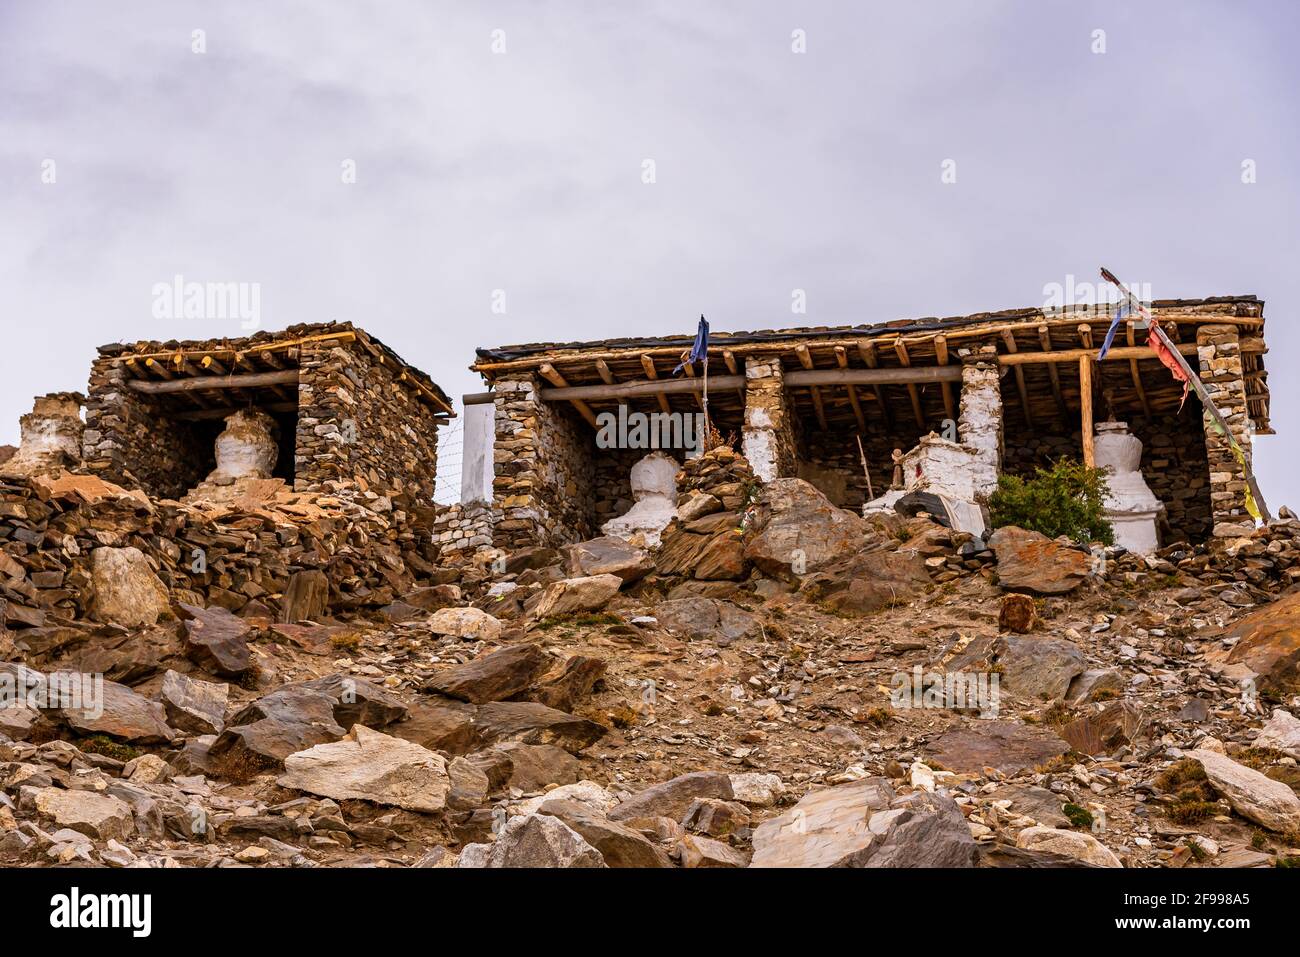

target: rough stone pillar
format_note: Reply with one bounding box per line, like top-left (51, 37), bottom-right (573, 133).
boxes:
top-left (742, 358), bottom-right (798, 482)
top-left (957, 349), bottom-right (1002, 497)
top-left (492, 376), bottom-right (545, 549)
top-left (1197, 324), bottom-right (1255, 535)
top-left (2, 392), bottom-right (85, 478)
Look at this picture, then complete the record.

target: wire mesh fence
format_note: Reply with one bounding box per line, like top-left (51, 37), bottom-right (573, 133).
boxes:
top-left (433, 416), bottom-right (463, 506)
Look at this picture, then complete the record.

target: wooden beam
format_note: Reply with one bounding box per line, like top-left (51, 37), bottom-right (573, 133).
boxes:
top-left (679, 361), bottom-right (706, 411)
top-left (856, 339), bottom-right (891, 429)
top-left (538, 363), bottom-right (598, 427)
top-left (1077, 323), bottom-right (1094, 350)
top-left (892, 340), bottom-right (926, 429)
top-left (786, 367), bottom-right (961, 386)
top-left (1037, 324), bottom-right (1068, 419)
top-left (933, 334), bottom-right (956, 421)
top-left (127, 369), bottom-right (299, 394)
top-left (171, 401), bottom-right (299, 421)
top-left (795, 345), bottom-right (828, 431)
top-left (998, 342), bottom-right (1199, 366)
top-left (1080, 355), bottom-right (1095, 469)
top-left (595, 359), bottom-right (627, 409)
top-left (540, 375), bottom-right (746, 402)
top-left (640, 355), bottom-right (672, 414)
top-left (1000, 330), bottom-right (1033, 429)
top-left (834, 346), bottom-right (866, 433)
top-left (723, 350), bottom-right (745, 402)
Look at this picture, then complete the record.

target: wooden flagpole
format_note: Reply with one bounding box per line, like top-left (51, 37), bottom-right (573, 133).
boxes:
top-left (1099, 267), bottom-right (1271, 523)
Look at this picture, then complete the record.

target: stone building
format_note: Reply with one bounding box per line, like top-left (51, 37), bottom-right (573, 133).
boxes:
top-left (443, 296), bottom-right (1270, 559)
top-left (79, 322), bottom-right (453, 500)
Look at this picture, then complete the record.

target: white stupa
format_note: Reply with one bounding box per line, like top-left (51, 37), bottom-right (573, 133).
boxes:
top-left (1095, 421), bottom-right (1163, 554)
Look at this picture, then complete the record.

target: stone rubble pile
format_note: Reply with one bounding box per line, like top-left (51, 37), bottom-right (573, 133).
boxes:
top-left (3, 449), bottom-right (1300, 870)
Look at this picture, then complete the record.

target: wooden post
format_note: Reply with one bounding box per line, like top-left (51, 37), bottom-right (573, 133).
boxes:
top-left (1079, 354), bottom-right (1095, 469)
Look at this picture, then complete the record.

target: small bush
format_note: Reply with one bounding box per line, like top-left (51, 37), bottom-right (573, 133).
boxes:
top-left (1062, 803), bottom-right (1094, 829)
top-left (988, 457), bottom-right (1114, 545)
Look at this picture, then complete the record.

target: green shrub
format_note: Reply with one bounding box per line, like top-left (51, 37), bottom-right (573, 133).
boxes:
top-left (988, 457), bottom-right (1114, 545)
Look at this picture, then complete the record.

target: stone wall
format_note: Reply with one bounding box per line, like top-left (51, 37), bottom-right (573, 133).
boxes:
top-left (431, 501), bottom-right (499, 565)
top-left (491, 376), bottom-right (598, 551)
top-left (83, 359), bottom-right (212, 499)
top-left (295, 338), bottom-right (442, 500)
top-left (1197, 324), bottom-right (1257, 536)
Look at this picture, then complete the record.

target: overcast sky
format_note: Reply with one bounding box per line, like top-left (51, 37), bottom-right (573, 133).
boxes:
top-left (2, 1), bottom-right (1297, 508)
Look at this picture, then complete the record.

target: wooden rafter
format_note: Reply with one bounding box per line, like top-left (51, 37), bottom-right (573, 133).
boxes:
top-left (640, 355), bottom-right (672, 414)
top-left (1037, 324), bottom-right (1068, 420)
top-left (794, 344), bottom-right (828, 431)
top-left (834, 345), bottom-right (866, 433)
top-left (855, 339), bottom-right (891, 429)
top-left (1125, 324), bottom-right (1151, 417)
top-left (723, 350), bottom-right (745, 403)
top-left (1000, 330), bottom-right (1033, 428)
top-left (539, 362), bottom-right (598, 427)
top-left (933, 334), bottom-right (955, 421)
top-left (891, 339), bottom-right (926, 429)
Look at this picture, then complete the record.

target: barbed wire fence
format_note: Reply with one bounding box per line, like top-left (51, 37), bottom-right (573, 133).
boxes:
top-left (433, 415), bottom-right (463, 506)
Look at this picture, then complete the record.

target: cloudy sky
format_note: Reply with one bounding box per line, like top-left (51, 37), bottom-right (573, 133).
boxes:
top-left (2, 1), bottom-right (1297, 506)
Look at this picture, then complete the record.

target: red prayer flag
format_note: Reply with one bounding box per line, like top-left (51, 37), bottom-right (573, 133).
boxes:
top-left (1148, 327), bottom-right (1190, 409)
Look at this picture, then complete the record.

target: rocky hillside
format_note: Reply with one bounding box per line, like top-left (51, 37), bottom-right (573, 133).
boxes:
top-left (2, 455), bottom-right (1299, 869)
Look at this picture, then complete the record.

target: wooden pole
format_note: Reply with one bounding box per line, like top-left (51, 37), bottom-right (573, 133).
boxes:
top-left (1079, 354), bottom-right (1095, 469)
top-left (127, 370), bottom-right (298, 394)
top-left (856, 434), bottom-right (874, 500)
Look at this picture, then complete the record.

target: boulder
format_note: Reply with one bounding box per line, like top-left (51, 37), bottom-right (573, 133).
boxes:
top-left (1015, 827), bottom-right (1122, 867)
top-left (424, 643), bottom-right (550, 704)
top-left (999, 593), bottom-right (1038, 633)
top-left (525, 574), bottom-right (623, 619)
top-left (743, 478), bottom-right (870, 580)
top-left (538, 798), bottom-right (672, 867)
top-left (160, 669), bottom-right (228, 735)
top-left (1060, 699), bottom-right (1149, 756)
top-left (656, 515), bottom-right (748, 581)
top-left (852, 791), bottom-right (980, 868)
top-left (474, 741), bottom-right (582, 791)
top-left (278, 725), bottom-right (450, 813)
top-left (803, 548), bottom-right (932, 615)
top-left (729, 772), bottom-right (784, 807)
top-left (524, 654), bottom-right (608, 712)
top-left (1254, 709), bottom-right (1300, 757)
top-left (470, 701), bottom-right (605, 754)
top-left (948, 634), bottom-right (1084, 703)
top-left (391, 697), bottom-right (481, 756)
top-left (426, 607), bottom-right (504, 642)
top-left (1186, 748), bottom-right (1300, 832)
top-left (447, 757), bottom-right (491, 811)
top-left (561, 537), bottom-right (654, 584)
top-left (279, 569), bottom-right (329, 623)
top-left (293, 673), bottom-right (409, 729)
top-left (1065, 668), bottom-right (1125, 705)
top-left (88, 546), bottom-right (168, 629)
top-left (750, 777), bottom-right (895, 867)
top-left (609, 771), bottom-right (735, 823)
top-left (56, 677), bottom-right (175, 744)
top-left (1224, 591), bottom-right (1300, 694)
top-left (927, 721), bottom-right (1069, 775)
top-left (33, 788), bottom-right (135, 842)
top-left (653, 598), bottom-right (757, 643)
top-left (987, 526), bottom-right (1090, 595)
top-left (211, 686), bottom-right (346, 769)
top-left (473, 813), bottom-right (607, 868)
top-left (178, 603), bottom-right (252, 677)
top-left (678, 834), bottom-right (750, 868)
